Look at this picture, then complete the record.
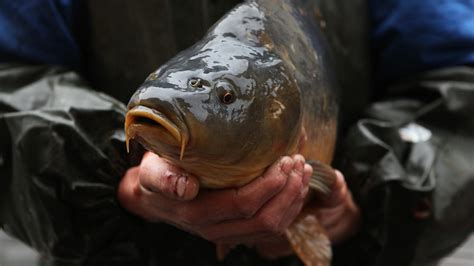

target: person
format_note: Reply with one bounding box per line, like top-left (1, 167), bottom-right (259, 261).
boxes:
top-left (1, 1), bottom-right (473, 266)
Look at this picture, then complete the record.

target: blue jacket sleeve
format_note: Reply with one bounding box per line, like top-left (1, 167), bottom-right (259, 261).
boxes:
top-left (369, 0), bottom-right (474, 84)
top-left (0, 0), bottom-right (83, 69)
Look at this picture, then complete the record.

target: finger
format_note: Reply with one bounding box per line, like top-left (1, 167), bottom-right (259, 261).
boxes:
top-left (176, 156), bottom-right (294, 225)
top-left (303, 163), bottom-right (313, 185)
top-left (325, 193), bottom-right (361, 244)
top-left (124, 182), bottom-right (199, 225)
top-left (139, 152), bottom-right (199, 201)
top-left (277, 155), bottom-right (309, 229)
top-left (118, 166), bottom-right (171, 222)
top-left (118, 154), bottom-right (198, 222)
top-left (198, 157), bottom-right (307, 241)
top-left (118, 166), bottom-right (141, 216)
top-left (131, 157), bottom-right (294, 226)
top-left (314, 190), bottom-right (360, 244)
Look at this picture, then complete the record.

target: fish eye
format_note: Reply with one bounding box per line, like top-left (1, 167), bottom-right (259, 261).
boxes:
top-left (215, 81), bottom-right (236, 104)
top-left (189, 78), bottom-right (203, 88)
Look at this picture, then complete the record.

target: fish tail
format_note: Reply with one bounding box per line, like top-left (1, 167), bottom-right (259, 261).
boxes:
top-left (285, 212), bottom-right (332, 266)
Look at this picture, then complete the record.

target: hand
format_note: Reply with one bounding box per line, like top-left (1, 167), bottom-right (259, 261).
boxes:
top-left (118, 152), bottom-right (312, 246)
top-left (312, 170), bottom-right (361, 244)
top-left (255, 169), bottom-right (361, 259)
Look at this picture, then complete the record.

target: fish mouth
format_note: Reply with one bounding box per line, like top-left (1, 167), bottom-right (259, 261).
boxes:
top-left (125, 105), bottom-right (188, 160)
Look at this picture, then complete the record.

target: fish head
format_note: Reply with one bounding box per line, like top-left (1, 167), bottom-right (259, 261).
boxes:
top-left (126, 6), bottom-right (302, 188)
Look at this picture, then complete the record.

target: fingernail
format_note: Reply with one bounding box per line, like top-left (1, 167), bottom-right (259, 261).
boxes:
top-left (293, 154), bottom-right (305, 162)
top-left (295, 160), bottom-right (304, 174)
top-left (176, 175), bottom-right (187, 197)
top-left (280, 157), bottom-right (294, 174)
top-left (292, 155), bottom-right (304, 174)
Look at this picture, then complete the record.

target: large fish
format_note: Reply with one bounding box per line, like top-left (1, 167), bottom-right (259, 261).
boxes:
top-left (125, 0), bottom-right (339, 265)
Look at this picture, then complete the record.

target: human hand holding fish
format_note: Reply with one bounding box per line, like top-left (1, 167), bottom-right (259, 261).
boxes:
top-left (254, 170), bottom-right (360, 259)
top-left (118, 152), bottom-right (311, 244)
top-left (118, 152), bottom-right (360, 259)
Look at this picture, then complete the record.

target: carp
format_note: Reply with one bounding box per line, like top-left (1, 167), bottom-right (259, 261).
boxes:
top-left (125, 0), bottom-right (339, 265)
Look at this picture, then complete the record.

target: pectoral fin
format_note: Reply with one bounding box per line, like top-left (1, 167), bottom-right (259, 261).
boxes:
top-left (285, 213), bottom-right (331, 266)
top-left (306, 160), bottom-right (337, 195)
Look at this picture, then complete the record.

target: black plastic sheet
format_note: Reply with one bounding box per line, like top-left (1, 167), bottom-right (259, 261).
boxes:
top-left (0, 64), bottom-right (144, 265)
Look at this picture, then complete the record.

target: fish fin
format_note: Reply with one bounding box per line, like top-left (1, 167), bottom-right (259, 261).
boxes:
top-left (306, 160), bottom-right (336, 195)
top-left (285, 213), bottom-right (332, 266)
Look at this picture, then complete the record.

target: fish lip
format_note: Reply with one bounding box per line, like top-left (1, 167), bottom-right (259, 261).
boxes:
top-left (125, 105), bottom-right (189, 159)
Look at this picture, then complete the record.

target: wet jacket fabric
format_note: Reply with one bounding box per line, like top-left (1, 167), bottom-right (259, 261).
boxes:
top-left (0, 1), bottom-right (473, 266)
top-left (0, 0), bottom-right (83, 70)
top-left (335, 67), bottom-right (474, 266)
top-left (369, 0), bottom-right (474, 84)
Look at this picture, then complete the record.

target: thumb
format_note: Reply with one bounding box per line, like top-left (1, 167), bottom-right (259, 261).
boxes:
top-left (139, 152), bottom-right (200, 201)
